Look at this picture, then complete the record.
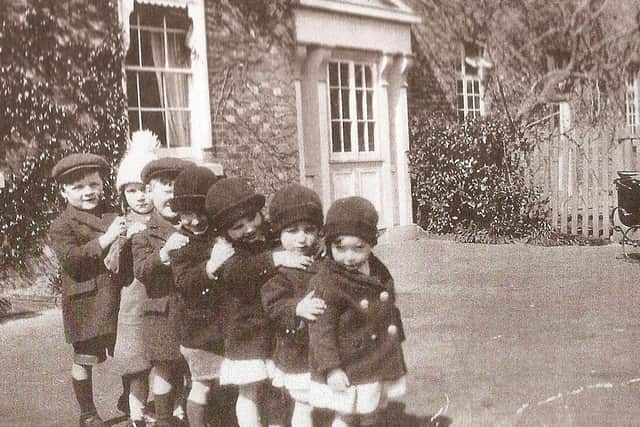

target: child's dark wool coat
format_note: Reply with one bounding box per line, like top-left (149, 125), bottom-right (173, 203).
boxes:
top-left (131, 211), bottom-right (183, 361)
top-left (49, 205), bottom-right (128, 344)
top-left (308, 255), bottom-right (407, 385)
top-left (261, 263), bottom-right (319, 373)
top-left (218, 240), bottom-right (278, 360)
top-left (170, 229), bottom-right (225, 353)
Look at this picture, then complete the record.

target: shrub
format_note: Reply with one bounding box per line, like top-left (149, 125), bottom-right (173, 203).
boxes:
top-left (408, 114), bottom-right (550, 242)
top-left (0, 0), bottom-right (129, 271)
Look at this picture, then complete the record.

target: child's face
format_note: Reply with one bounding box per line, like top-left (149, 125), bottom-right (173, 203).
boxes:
top-left (280, 221), bottom-right (319, 256)
top-left (149, 176), bottom-right (176, 219)
top-left (60, 171), bottom-right (104, 211)
top-left (330, 235), bottom-right (372, 272)
top-left (179, 211), bottom-right (209, 235)
top-left (226, 211), bottom-right (264, 244)
top-left (123, 182), bottom-right (152, 215)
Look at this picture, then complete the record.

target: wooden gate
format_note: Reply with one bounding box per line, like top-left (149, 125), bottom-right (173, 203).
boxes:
top-left (528, 131), bottom-right (640, 238)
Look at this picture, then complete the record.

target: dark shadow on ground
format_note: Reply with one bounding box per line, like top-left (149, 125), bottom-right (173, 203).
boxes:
top-left (104, 414), bottom-right (128, 426)
top-left (0, 310), bottom-right (40, 324)
top-left (312, 402), bottom-right (447, 426)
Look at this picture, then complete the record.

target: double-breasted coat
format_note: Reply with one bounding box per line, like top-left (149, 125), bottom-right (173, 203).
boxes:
top-left (261, 262), bottom-right (319, 373)
top-left (218, 240), bottom-right (278, 361)
top-left (308, 255), bottom-right (407, 386)
top-left (48, 205), bottom-right (128, 344)
top-left (170, 229), bottom-right (224, 353)
top-left (131, 212), bottom-right (183, 362)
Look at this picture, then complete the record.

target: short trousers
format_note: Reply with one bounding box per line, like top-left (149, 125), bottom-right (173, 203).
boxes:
top-left (180, 345), bottom-right (224, 381)
top-left (72, 334), bottom-right (116, 366)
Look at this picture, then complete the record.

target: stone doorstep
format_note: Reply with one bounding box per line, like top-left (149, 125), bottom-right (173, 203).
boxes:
top-left (2, 294), bottom-right (61, 312)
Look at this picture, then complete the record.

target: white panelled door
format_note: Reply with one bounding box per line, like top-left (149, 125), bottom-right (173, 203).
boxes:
top-left (327, 60), bottom-right (386, 227)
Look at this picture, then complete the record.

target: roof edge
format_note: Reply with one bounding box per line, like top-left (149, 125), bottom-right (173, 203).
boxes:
top-left (296, 0), bottom-right (422, 25)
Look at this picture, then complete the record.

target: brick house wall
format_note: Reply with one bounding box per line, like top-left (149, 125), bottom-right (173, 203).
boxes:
top-left (204, 1), bottom-right (299, 194)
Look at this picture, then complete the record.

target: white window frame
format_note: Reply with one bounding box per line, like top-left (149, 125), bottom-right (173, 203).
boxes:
top-left (327, 60), bottom-right (379, 162)
top-left (118, 0), bottom-right (211, 154)
top-left (626, 72), bottom-right (639, 135)
top-left (456, 42), bottom-right (489, 123)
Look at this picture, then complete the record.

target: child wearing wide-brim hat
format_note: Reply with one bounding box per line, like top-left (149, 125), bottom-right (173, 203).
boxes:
top-left (308, 197), bottom-right (408, 427)
top-left (261, 184), bottom-right (327, 427)
top-left (204, 178), bottom-right (313, 427)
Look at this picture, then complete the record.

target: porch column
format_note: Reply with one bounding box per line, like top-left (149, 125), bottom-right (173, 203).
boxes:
top-left (294, 45), bottom-right (332, 208)
top-left (388, 53), bottom-right (414, 226)
top-left (377, 54), bottom-right (395, 229)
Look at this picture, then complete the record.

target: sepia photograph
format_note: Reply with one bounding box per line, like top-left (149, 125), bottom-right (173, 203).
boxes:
top-left (1, 0), bottom-right (640, 425)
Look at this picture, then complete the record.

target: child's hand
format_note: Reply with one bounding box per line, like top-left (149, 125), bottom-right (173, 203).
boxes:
top-left (206, 238), bottom-right (235, 278)
top-left (295, 290), bottom-right (326, 321)
top-left (272, 250), bottom-right (312, 270)
top-left (327, 368), bottom-right (350, 392)
top-left (126, 222), bottom-right (147, 238)
top-left (100, 216), bottom-right (127, 248)
top-left (159, 232), bottom-right (190, 264)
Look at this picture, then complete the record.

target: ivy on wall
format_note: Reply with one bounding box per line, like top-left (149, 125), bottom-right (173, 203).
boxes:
top-left (0, 0), bottom-right (129, 268)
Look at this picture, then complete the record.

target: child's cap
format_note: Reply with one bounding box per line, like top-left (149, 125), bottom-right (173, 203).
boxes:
top-left (51, 153), bottom-right (109, 181)
top-left (170, 165), bottom-right (220, 214)
top-left (140, 157), bottom-right (195, 184)
top-left (205, 177), bottom-right (265, 232)
top-left (269, 184), bottom-right (323, 235)
top-left (116, 130), bottom-right (159, 190)
top-left (324, 196), bottom-right (379, 246)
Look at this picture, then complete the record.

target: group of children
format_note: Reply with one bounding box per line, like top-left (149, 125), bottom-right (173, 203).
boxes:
top-left (48, 131), bottom-right (408, 427)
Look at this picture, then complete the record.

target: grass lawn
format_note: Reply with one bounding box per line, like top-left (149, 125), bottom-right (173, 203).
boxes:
top-left (375, 239), bottom-right (640, 426)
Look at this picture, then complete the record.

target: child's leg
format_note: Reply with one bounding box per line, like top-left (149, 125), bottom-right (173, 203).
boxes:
top-left (263, 383), bottom-right (290, 427)
top-left (171, 357), bottom-right (188, 421)
top-left (128, 371), bottom-right (150, 422)
top-left (151, 362), bottom-right (174, 425)
top-left (236, 383), bottom-right (262, 427)
top-left (331, 413), bottom-right (351, 427)
top-left (71, 363), bottom-right (98, 420)
top-left (291, 400), bottom-right (313, 427)
top-left (186, 379), bottom-right (211, 427)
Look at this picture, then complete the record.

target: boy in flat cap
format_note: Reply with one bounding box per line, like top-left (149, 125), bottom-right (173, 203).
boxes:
top-left (168, 165), bottom-right (237, 427)
top-left (48, 153), bottom-right (132, 427)
top-left (131, 157), bottom-right (194, 426)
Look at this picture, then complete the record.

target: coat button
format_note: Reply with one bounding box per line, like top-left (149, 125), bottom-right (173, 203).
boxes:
top-left (360, 299), bottom-right (369, 310)
top-left (387, 324), bottom-right (398, 336)
top-left (379, 291), bottom-right (390, 302)
top-left (370, 334), bottom-right (377, 341)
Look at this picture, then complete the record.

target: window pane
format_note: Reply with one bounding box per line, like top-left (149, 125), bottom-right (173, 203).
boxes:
top-left (164, 8), bottom-right (190, 29)
top-left (467, 95), bottom-right (475, 109)
top-left (356, 90), bottom-right (363, 119)
top-left (368, 122), bottom-right (375, 151)
top-left (366, 91), bottom-right (373, 119)
top-left (136, 5), bottom-right (164, 27)
top-left (126, 30), bottom-right (140, 66)
top-left (140, 30), bottom-right (165, 67)
top-left (141, 111), bottom-right (167, 146)
top-left (329, 63), bottom-right (339, 87)
top-left (166, 32), bottom-right (190, 68)
top-left (456, 80), bottom-right (463, 94)
top-left (365, 66), bottom-right (372, 88)
top-left (126, 71), bottom-right (138, 108)
top-left (358, 122), bottom-right (365, 152)
top-left (164, 73), bottom-right (189, 108)
top-left (341, 89), bottom-right (350, 119)
top-left (472, 80), bottom-right (480, 93)
top-left (340, 63), bottom-right (349, 87)
top-left (343, 122), bottom-right (351, 152)
top-left (331, 122), bottom-right (341, 152)
top-left (457, 95), bottom-right (465, 110)
top-left (330, 89), bottom-right (340, 119)
top-left (167, 111), bottom-right (190, 147)
top-left (138, 71), bottom-right (163, 108)
top-left (355, 65), bottom-right (363, 88)
top-left (128, 110), bottom-right (141, 132)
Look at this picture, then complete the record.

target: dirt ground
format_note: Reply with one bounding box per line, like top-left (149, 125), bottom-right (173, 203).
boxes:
top-left (2, 238), bottom-right (640, 426)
